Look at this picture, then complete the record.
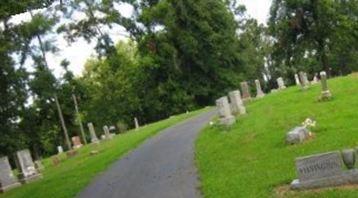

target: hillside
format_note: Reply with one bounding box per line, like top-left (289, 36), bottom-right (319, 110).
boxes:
top-left (196, 74), bottom-right (358, 197)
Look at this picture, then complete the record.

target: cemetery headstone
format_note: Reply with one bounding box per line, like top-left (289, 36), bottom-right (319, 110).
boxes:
top-left (216, 96), bottom-right (235, 126)
top-left (0, 156), bottom-right (21, 192)
top-left (240, 81), bottom-right (251, 101)
top-left (277, 77), bottom-right (286, 90)
top-left (71, 136), bottom-right (83, 149)
top-left (286, 127), bottom-right (310, 145)
top-left (57, 146), bottom-right (63, 154)
top-left (15, 149), bottom-right (42, 184)
top-left (291, 150), bottom-right (358, 190)
top-left (228, 90), bottom-right (246, 115)
top-left (294, 74), bottom-right (300, 86)
top-left (103, 125), bottom-right (111, 139)
top-left (255, 79), bottom-right (265, 98)
top-left (134, 117), bottom-right (140, 130)
top-left (299, 71), bottom-right (309, 90)
top-left (87, 122), bottom-right (99, 144)
top-left (311, 73), bottom-right (319, 84)
top-left (319, 71), bottom-right (332, 100)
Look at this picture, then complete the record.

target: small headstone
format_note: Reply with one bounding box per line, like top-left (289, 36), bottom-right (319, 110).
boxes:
top-left (57, 146), bottom-right (63, 154)
top-left (228, 90), bottom-right (246, 115)
top-left (294, 74), bottom-right (300, 86)
top-left (277, 77), bottom-right (286, 90)
top-left (100, 135), bottom-right (106, 140)
top-left (319, 71), bottom-right (332, 101)
top-left (134, 117), bottom-right (140, 130)
top-left (103, 125), bottom-right (111, 140)
top-left (15, 149), bottom-right (42, 184)
top-left (240, 81), bottom-right (251, 101)
top-left (255, 79), bottom-right (265, 98)
top-left (286, 127), bottom-right (310, 145)
top-left (311, 73), bottom-right (319, 84)
top-left (299, 71), bottom-right (309, 90)
top-left (216, 96), bottom-right (235, 126)
top-left (0, 156), bottom-right (21, 192)
top-left (71, 136), bottom-right (83, 149)
top-left (87, 123), bottom-right (99, 144)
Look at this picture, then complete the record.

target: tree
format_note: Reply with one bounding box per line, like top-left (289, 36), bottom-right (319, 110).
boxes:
top-left (268, 0), bottom-right (358, 78)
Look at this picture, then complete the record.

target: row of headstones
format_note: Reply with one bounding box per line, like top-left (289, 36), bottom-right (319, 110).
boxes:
top-left (216, 71), bottom-right (332, 126)
top-left (57, 118), bottom-right (141, 154)
top-left (0, 150), bottom-right (42, 192)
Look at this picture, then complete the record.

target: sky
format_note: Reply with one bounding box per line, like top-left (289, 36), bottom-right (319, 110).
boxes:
top-left (12, 1), bottom-right (272, 77)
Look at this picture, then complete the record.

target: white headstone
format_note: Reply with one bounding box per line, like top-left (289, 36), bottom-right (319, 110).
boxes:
top-left (0, 156), bottom-right (21, 192)
top-left (216, 96), bottom-right (235, 126)
top-left (277, 77), bottom-right (286, 90)
top-left (294, 74), bottom-right (300, 85)
top-left (134, 117), bottom-right (140, 130)
top-left (228, 90), bottom-right (246, 115)
top-left (87, 122), bottom-right (99, 143)
top-left (15, 149), bottom-right (42, 183)
top-left (255, 79), bottom-right (265, 98)
top-left (57, 146), bottom-right (63, 154)
top-left (103, 125), bottom-right (111, 139)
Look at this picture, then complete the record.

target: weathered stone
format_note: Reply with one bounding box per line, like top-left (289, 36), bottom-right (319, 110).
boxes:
top-left (0, 156), bottom-right (21, 192)
top-left (240, 81), bottom-right (251, 101)
top-left (319, 71), bottom-right (332, 100)
top-left (289, 151), bottom-right (358, 190)
top-left (342, 149), bottom-right (355, 169)
top-left (216, 96), bottom-right (235, 126)
top-left (277, 77), bottom-right (286, 90)
top-left (15, 149), bottom-right (42, 184)
top-left (103, 125), bottom-right (111, 140)
top-left (228, 90), bottom-right (246, 115)
top-left (134, 117), bottom-right (140, 130)
top-left (294, 74), bottom-right (300, 86)
top-left (57, 146), bottom-right (63, 154)
top-left (286, 127), bottom-right (310, 144)
top-left (299, 71), bottom-right (309, 90)
top-left (255, 79), bottom-right (265, 98)
top-left (311, 73), bottom-right (319, 84)
top-left (87, 122), bottom-right (99, 144)
top-left (291, 169), bottom-right (358, 190)
top-left (296, 151), bottom-right (343, 181)
top-left (71, 136), bottom-right (83, 149)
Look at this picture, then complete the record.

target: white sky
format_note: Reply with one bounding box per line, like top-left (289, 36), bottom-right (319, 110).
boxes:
top-left (12, 1), bottom-right (272, 77)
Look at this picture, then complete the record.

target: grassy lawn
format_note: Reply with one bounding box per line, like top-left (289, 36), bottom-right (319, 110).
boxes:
top-left (196, 74), bottom-right (358, 198)
top-left (0, 107), bottom-right (210, 198)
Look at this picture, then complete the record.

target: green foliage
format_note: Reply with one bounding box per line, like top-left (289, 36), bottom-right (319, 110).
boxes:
top-left (196, 75), bottom-right (358, 197)
top-left (268, 0), bottom-right (358, 79)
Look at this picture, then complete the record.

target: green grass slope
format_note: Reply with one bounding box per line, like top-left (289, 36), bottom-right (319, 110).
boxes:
top-left (196, 75), bottom-right (358, 198)
top-left (0, 107), bottom-right (210, 198)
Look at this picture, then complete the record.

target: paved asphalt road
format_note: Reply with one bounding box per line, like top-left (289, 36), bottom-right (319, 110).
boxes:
top-left (78, 110), bottom-right (216, 198)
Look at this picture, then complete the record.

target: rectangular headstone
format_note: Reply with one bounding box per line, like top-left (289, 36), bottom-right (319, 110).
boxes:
top-left (295, 151), bottom-right (343, 181)
top-left (15, 149), bottom-right (42, 183)
top-left (0, 157), bottom-right (21, 192)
